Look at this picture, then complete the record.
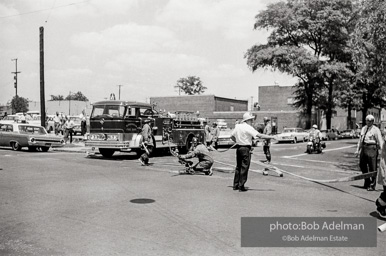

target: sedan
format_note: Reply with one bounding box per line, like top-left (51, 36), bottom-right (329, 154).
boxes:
top-left (276, 128), bottom-right (309, 143)
top-left (339, 129), bottom-right (356, 139)
top-left (216, 129), bottom-right (235, 147)
top-left (0, 122), bottom-right (65, 151)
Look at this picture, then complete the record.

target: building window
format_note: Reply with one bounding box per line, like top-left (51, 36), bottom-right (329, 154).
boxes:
top-left (230, 106), bottom-right (234, 111)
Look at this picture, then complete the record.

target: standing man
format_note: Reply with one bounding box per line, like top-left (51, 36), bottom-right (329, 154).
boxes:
top-left (53, 112), bottom-right (61, 135)
top-left (205, 121), bottom-right (213, 149)
top-left (138, 119), bottom-right (154, 166)
top-left (211, 122), bottom-right (220, 150)
top-left (263, 117), bottom-right (272, 163)
top-left (231, 112), bottom-right (275, 192)
top-left (355, 115), bottom-right (384, 191)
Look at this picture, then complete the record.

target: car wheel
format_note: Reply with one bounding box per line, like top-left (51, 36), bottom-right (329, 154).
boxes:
top-left (40, 146), bottom-right (50, 152)
top-left (11, 142), bottom-right (22, 151)
top-left (99, 148), bottom-right (115, 158)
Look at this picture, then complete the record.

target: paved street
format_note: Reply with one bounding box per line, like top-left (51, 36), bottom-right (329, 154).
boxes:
top-left (1, 139), bottom-right (385, 255)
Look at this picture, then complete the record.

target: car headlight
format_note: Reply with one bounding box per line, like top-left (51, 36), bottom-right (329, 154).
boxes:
top-left (30, 137), bottom-right (36, 143)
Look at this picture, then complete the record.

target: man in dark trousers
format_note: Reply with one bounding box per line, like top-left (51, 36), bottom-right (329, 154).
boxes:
top-left (262, 116), bottom-right (272, 163)
top-left (138, 119), bottom-right (154, 166)
top-left (355, 114), bottom-right (384, 191)
top-left (231, 112), bottom-right (275, 192)
top-left (178, 137), bottom-right (213, 176)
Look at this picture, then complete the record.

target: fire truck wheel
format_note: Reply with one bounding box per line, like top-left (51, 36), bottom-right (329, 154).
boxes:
top-left (99, 148), bottom-right (115, 158)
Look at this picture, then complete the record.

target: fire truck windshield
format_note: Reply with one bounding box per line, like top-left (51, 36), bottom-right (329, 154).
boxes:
top-left (91, 105), bottom-right (125, 118)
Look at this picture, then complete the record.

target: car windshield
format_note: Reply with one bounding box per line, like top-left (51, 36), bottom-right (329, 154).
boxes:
top-left (91, 105), bottom-right (125, 118)
top-left (19, 125), bottom-right (47, 135)
top-left (283, 128), bottom-right (295, 133)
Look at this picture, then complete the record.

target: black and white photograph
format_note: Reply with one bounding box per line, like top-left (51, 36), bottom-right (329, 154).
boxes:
top-left (1, 0), bottom-right (386, 255)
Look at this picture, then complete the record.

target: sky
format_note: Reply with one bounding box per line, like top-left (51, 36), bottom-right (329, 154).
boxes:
top-left (0, 0), bottom-right (297, 106)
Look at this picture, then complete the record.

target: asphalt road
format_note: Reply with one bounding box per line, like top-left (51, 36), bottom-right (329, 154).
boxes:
top-left (1, 139), bottom-right (385, 256)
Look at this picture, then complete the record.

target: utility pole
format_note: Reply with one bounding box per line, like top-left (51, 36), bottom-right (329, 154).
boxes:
top-left (11, 58), bottom-right (21, 97)
top-left (39, 27), bottom-right (46, 127)
top-left (117, 85), bottom-right (123, 100)
top-left (69, 91), bottom-right (71, 115)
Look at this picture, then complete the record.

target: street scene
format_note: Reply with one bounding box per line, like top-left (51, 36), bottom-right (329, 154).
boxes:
top-left (1, 0), bottom-right (386, 255)
top-left (1, 138), bottom-right (386, 255)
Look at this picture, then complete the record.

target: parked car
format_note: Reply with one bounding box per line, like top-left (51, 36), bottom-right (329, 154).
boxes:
top-left (321, 129), bottom-right (340, 140)
top-left (276, 128), bottom-right (309, 143)
top-left (0, 122), bottom-right (64, 151)
top-left (216, 119), bottom-right (228, 130)
top-left (339, 129), bottom-right (357, 139)
top-left (216, 129), bottom-right (235, 146)
top-left (28, 115), bottom-right (55, 133)
top-left (0, 115), bottom-right (19, 124)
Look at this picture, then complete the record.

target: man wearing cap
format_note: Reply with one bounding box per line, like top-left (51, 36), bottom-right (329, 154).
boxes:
top-left (231, 112), bottom-right (275, 192)
top-left (178, 137), bottom-right (213, 176)
top-left (263, 117), bottom-right (272, 163)
top-left (355, 115), bottom-right (384, 191)
top-left (139, 119), bottom-right (154, 166)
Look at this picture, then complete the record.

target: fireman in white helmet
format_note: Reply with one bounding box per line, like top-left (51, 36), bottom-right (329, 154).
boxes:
top-left (355, 114), bottom-right (384, 191)
top-left (230, 112), bottom-right (275, 192)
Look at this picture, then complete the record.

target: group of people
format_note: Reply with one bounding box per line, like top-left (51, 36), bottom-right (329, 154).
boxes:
top-left (137, 112), bottom-right (386, 218)
top-left (53, 111), bottom-right (87, 143)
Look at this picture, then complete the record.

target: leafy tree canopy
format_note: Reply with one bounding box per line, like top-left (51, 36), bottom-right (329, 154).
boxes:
top-left (11, 96), bottom-right (29, 114)
top-left (174, 76), bottom-right (207, 95)
top-left (65, 91), bottom-right (89, 101)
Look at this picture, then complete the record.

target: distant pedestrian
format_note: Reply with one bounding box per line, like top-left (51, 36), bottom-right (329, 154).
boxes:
top-left (138, 119), bottom-right (153, 166)
top-left (205, 121), bottom-right (213, 149)
top-left (63, 116), bottom-right (74, 144)
top-left (355, 115), bottom-right (384, 191)
top-left (210, 122), bottom-right (220, 150)
top-left (231, 112), bottom-right (275, 192)
top-left (53, 112), bottom-right (61, 135)
top-left (19, 113), bottom-right (26, 123)
top-left (263, 117), bottom-right (272, 163)
top-left (80, 110), bottom-right (87, 136)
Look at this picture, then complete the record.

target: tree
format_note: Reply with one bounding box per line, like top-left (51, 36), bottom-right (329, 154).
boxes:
top-left (350, 0), bottom-right (386, 125)
top-left (11, 95), bottom-right (29, 114)
top-left (175, 76), bottom-right (207, 95)
top-left (50, 95), bottom-right (64, 101)
top-left (65, 91), bottom-right (89, 101)
top-left (245, 0), bottom-right (357, 129)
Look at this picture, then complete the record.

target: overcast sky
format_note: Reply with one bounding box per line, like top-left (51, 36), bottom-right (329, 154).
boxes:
top-left (0, 0), bottom-right (297, 105)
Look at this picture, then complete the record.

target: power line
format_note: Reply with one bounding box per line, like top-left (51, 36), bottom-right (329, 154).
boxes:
top-left (0, 0), bottom-right (91, 19)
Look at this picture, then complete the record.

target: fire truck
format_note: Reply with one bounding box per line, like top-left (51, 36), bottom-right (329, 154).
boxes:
top-left (85, 100), bottom-right (206, 158)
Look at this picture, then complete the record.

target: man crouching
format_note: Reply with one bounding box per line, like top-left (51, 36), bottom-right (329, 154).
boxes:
top-left (178, 137), bottom-right (214, 176)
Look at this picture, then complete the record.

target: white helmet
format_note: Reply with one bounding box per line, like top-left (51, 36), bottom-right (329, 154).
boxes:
top-left (366, 115), bottom-right (375, 121)
top-left (242, 112), bottom-right (255, 122)
top-left (312, 124), bottom-right (318, 129)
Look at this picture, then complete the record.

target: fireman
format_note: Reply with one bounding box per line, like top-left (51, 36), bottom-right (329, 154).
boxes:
top-left (138, 119), bottom-right (154, 166)
top-left (178, 137), bottom-right (213, 176)
top-left (263, 117), bottom-right (272, 163)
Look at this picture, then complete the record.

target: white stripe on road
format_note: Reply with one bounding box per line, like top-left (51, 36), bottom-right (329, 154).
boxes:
top-left (283, 145), bottom-right (356, 158)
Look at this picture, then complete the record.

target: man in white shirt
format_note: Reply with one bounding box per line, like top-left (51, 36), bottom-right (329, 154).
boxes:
top-left (231, 112), bottom-right (275, 192)
top-left (355, 114), bottom-right (384, 191)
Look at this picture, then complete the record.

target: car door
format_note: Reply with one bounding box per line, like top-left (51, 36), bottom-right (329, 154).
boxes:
top-left (0, 123), bottom-right (7, 146)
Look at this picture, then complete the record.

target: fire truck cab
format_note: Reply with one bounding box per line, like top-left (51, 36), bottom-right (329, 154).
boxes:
top-left (85, 100), bottom-right (205, 158)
